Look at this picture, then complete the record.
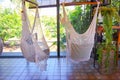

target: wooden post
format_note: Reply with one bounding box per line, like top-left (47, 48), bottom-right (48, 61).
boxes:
top-left (117, 29), bottom-right (120, 65)
top-left (60, 2), bottom-right (101, 6)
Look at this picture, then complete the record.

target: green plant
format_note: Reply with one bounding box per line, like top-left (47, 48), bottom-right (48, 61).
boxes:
top-left (0, 8), bottom-right (21, 43)
top-left (101, 7), bottom-right (114, 45)
top-left (41, 15), bottom-right (66, 50)
top-left (9, 41), bottom-right (16, 47)
top-left (97, 43), bottom-right (116, 67)
top-left (97, 6), bottom-right (120, 73)
top-left (69, 5), bottom-right (91, 34)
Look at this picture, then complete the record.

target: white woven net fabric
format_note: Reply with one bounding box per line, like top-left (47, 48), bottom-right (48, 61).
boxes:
top-left (21, 0), bottom-right (49, 70)
top-left (60, 2), bottom-right (100, 63)
top-left (0, 38), bottom-right (3, 55)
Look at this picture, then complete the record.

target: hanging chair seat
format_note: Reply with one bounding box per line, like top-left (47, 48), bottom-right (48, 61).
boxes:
top-left (70, 43), bottom-right (93, 62)
top-left (21, 0), bottom-right (50, 70)
top-left (60, 2), bottom-right (100, 63)
top-left (21, 36), bottom-right (49, 62)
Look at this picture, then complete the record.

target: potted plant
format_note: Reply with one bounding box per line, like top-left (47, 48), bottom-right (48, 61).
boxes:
top-left (96, 6), bottom-right (120, 74)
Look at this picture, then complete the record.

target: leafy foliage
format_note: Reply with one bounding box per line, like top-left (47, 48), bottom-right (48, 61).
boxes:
top-left (0, 8), bottom-right (21, 42)
top-left (41, 15), bottom-right (66, 49)
top-left (41, 16), bottom-right (57, 39)
top-left (100, 6), bottom-right (120, 45)
top-left (96, 6), bottom-right (119, 73)
top-left (68, 5), bottom-right (91, 34)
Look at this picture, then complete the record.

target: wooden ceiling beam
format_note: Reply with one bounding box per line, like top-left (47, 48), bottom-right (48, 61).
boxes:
top-left (112, 26), bottom-right (120, 30)
top-left (60, 2), bottom-right (102, 6)
top-left (25, 0), bottom-right (38, 6)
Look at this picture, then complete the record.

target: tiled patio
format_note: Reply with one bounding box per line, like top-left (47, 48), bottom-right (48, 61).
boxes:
top-left (0, 57), bottom-right (120, 80)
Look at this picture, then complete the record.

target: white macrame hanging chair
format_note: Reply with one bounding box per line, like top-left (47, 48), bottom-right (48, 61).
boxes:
top-left (21, 0), bottom-right (49, 70)
top-left (60, 2), bottom-right (100, 63)
top-left (0, 38), bottom-right (3, 55)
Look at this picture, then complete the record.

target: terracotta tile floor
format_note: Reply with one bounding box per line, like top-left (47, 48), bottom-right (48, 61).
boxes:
top-left (0, 58), bottom-right (120, 80)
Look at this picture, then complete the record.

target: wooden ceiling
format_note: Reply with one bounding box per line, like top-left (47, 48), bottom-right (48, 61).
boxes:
top-left (33, 0), bottom-right (73, 6)
top-left (26, 0), bottom-right (100, 8)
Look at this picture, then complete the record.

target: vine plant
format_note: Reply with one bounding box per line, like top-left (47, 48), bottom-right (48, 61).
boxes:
top-left (97, 6), bottom-right (120, 73)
